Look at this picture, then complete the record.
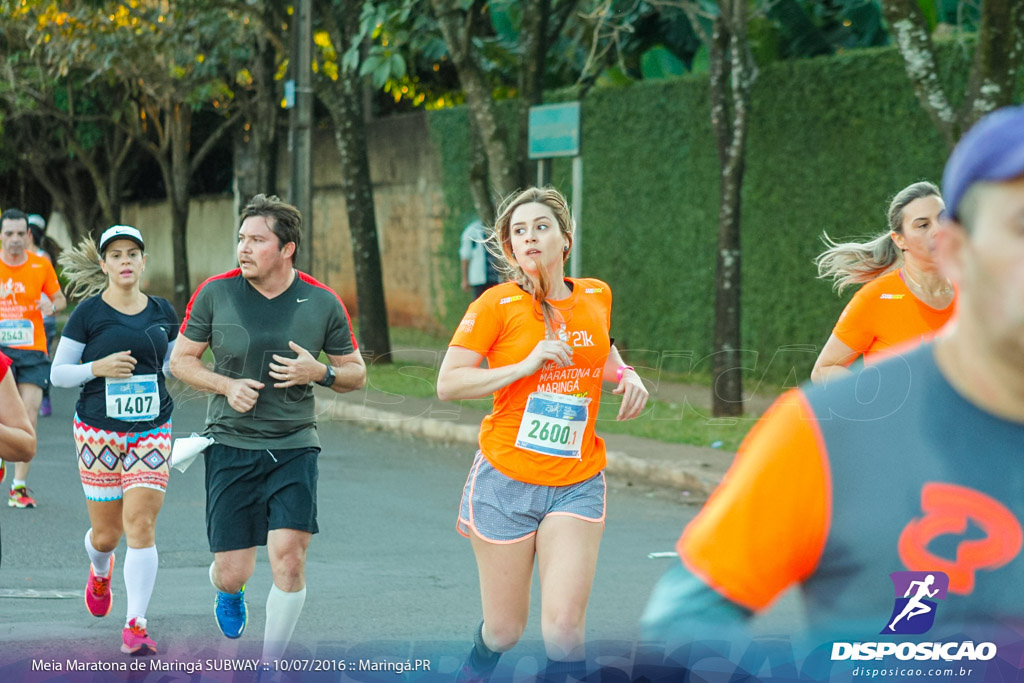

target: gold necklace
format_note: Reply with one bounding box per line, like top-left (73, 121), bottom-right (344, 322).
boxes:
top-left (902, 268), bottom-right (953, 298)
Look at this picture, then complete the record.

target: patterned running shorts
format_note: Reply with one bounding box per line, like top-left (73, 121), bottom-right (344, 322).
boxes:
top-left (74, 415), bottom-right (171, 501)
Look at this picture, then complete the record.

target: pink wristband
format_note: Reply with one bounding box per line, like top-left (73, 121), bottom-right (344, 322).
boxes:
top-left (616, 365), bottom-right (635, 382)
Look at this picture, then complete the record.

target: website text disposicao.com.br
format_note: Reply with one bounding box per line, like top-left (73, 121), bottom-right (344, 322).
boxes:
top-left (852, 664), bottom-right (977, 678)
top-left (836, 640), bottom-right (997, 679)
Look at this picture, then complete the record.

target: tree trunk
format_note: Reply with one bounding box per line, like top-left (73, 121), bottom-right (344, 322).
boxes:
top-left (321, 65), bottom-right (391, 361)
top-left (167, 105), bottom-right (193, 315)
top-left (880, 0), bottom-right (1024, 148)
top-left (879, 0), bottom-right (958, 148)
top-left (515, 0), bottom-right (550, 188)
top-left (430, 0), bottom-right (517, 199)
top-left (709, 1), bottom-right (756, 418)
top-left (25, 157), bottom-right (101, 245)
top-left (254, 32), bottom-right (281, 197)
top-left (71, 125), bottom-right (133, 230)
top-left (468, 116), bottom-right (496, 226)
top-left (234, 84), bottom-right (278, 207)
top-left (963, 0), bottom-right (1024, 127)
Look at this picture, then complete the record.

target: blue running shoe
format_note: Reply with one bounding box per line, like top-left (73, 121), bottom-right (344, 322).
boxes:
top-left (210, 563), bottom-right (247, 638)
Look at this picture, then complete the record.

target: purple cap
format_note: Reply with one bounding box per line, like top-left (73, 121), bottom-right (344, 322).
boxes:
top-left (943, 105), bottom-right (1024, 221)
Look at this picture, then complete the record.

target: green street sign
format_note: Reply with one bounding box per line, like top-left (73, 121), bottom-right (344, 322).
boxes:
top-left (529, 103), bottom-right (581, 159)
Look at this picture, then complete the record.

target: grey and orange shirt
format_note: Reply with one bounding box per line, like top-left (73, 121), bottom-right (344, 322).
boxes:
top-left (672, 344), bottom-right (1024, 633)
top-left (180, 268), bottom-right (357, 450)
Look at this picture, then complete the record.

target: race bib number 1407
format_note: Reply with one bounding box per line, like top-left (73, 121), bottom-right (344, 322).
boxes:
top-left (105, 374), bottom-right (159, 421)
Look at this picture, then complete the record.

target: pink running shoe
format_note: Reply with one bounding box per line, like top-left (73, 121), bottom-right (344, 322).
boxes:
top-left (121, 617), bottom-right (157, 655)
top-left (8, 485), bottom-right (36, 508)
top-left (85, 555), bottom-right (114, 617)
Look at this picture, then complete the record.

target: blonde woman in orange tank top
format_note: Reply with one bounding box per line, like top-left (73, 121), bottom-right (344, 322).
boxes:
top-left (811, 181), bottom-right (957, 382)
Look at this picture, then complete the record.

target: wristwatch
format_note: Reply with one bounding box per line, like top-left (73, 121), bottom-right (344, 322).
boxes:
top-left (315, 363), bottom-right (335, 387)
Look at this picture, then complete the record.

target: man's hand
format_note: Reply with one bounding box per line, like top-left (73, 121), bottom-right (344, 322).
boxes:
top-left (226, 378), bottom-right (264, 413)
top-left (269, 341), bottom-right (327, 388)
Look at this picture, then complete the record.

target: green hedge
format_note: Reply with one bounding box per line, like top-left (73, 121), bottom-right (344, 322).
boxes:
top-left (428, 43), bottom-right (1012, 387)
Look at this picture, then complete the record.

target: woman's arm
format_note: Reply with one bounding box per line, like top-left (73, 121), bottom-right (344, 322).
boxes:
top-left (0, 372), bottom-right (35, 461)
top-left (162, 339), bottom-right (176, 378)
top-left (810, 334), bottom-right (860, 383)
top-left (602, 344), bottom-right (649, 420)
top-left (436, 340), bottom-right (573, 402)
top-left (50, 337), bottom-right (96, 387)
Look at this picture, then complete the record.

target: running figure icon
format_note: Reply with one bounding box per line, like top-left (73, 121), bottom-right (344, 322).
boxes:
top-left (887, 574), bottom-right (939, 632)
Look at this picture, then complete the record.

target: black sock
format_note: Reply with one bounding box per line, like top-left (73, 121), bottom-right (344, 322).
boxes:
top-left (457, 620), bottom-right (502, 681)
top-left (540, 659), bottom-right (586, 683)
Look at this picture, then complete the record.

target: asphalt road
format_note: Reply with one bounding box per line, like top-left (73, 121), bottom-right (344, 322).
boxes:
top-left (0, 382), bottom-right (801, 681)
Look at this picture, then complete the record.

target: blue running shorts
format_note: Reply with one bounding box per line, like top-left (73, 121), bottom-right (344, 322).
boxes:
top-left (457, 451), bottom-right (606, 543)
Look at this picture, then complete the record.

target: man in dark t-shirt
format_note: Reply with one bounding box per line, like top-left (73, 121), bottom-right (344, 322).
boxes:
top-left (170, 194), bottom-right (366, 665)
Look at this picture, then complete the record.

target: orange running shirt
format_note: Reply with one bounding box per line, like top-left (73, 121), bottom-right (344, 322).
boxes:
top-left (449, 278), bottom-right (612, 487)
top-left (0, 252), bottom-right (61, 353)
top-left (832, 268), bottom-right (956, 361)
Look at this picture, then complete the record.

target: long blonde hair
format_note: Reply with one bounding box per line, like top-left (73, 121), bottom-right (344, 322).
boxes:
top-left (486, 187), bottom-right (574, 337)
top-left (815, 181), bottom-right (941, 293)
top-left (58, 238), bottom-right (108, 301)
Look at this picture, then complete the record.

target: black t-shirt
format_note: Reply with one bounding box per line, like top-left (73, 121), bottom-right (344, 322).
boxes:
top-left (61, 294), bottom-right (178, 432)
top-left (181, 269), bottom-right (356, 449)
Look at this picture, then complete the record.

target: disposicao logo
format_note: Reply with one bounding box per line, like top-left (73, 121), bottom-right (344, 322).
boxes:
top-left (830, 570), bottom-right (997, 663)
top-left (882, 571), bottom-right (948, 635)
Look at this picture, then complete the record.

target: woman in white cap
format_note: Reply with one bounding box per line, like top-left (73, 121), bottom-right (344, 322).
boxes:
top-left (50, 226), bottom-right (177, 656)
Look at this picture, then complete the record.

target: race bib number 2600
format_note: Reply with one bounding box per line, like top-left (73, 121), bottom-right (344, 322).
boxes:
top-left (515, 392), bottom-right (591, 459)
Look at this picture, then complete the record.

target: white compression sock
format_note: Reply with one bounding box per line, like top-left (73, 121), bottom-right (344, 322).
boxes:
top-left (262, 584), bottom-right (307, 663)
top-left (84, 529), bottom-right (113, 577)
top-left (123, 545), bottom-right (159, 623)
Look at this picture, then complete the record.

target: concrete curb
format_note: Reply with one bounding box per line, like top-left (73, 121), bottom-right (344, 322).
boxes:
top-left (319, 398), bottom-right (714, 497)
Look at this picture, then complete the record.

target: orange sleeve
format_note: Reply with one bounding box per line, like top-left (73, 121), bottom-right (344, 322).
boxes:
top-left (449, 295), bottom-right (502, 355)
top-left (832, 288), bottom-right (874, 354)
top-left (677, 389), bottom-right (832, 612)
top-left (41, 259), bottom-right (60, 298)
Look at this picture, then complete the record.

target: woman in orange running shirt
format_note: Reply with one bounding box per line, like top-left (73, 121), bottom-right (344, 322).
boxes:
top-left (811, 181), bottom-right (957, 382)
top-left (437, 187), bottom-right (648, 682)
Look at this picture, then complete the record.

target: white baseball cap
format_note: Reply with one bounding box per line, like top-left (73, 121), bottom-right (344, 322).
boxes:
top-left (99, 225), bottom-right (145, 254)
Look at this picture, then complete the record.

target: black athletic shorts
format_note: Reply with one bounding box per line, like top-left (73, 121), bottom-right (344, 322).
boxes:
top-left (204, 443), bottom-right (320, 552)
top-left (2, 347), bottom-right (50, 389)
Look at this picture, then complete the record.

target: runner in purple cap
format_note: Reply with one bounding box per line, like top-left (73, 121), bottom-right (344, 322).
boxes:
top-left (642, 105), bottom-right (1024, 643)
